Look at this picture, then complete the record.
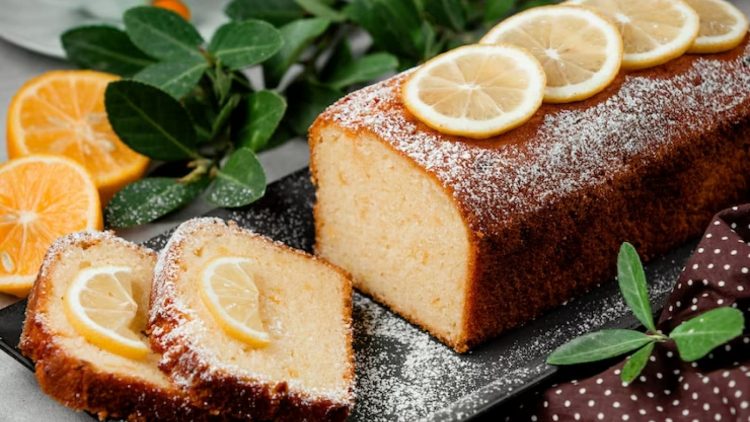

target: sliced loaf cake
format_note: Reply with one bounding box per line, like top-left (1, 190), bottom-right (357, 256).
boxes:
top-left (19, 231), bottom-right (212, 421)
top-left (148, 218), bottom-right (354, 421)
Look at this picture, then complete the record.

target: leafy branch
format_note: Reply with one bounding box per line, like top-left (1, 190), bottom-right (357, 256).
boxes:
top-left (61, 0), bottom-right (556, 228)
top-left (548, 242), bottom-right (745, 383)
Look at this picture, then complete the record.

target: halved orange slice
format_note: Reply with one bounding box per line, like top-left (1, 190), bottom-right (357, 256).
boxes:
top-left (7, 70), bottom-right (149, 203)
top-left (0, 155), bottom-right (102, 297)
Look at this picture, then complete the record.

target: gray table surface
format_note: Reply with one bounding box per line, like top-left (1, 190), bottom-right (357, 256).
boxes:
top-left (2, 1), bottom-right (750, 420)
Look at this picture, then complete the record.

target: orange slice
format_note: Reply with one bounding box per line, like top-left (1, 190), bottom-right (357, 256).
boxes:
top-left (0, 155), bottom-right (102, 297)
top-left (7, 70), bottom-right (149, 203)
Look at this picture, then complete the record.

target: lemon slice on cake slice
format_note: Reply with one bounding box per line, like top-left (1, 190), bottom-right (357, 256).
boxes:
top-left (684, 0), bottom-right (749, 54)
top-left (200, 257), bottom-right (271, 347)
top-left (481, 5), bottom-right (623, 103)
top-left (568, 0), bottom-right (700, 70)
top-left (64, 266), bottom-right (150, 359)
top-left (402, 44), bottom-right (546, 139)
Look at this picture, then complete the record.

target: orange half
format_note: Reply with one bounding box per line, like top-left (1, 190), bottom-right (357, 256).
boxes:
top-left (7, 70), bottom-right (149, 203)
top-left (0, 155), bottom-right (103, 297)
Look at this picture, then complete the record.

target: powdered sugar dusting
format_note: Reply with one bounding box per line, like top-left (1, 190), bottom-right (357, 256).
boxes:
top-left (37, 230), bottom-right (155, 280)
top-left (319, 43), bottom-right (750, 230)
top-left (351, 249), bottom-right (686, 421)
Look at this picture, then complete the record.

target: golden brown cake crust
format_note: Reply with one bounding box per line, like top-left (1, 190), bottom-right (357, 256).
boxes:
top-left (147, 218), bottom-right (355, 421)
top-left (311, 37), bottom-right (750, 352)
top-left (19, 232), bottom-right (217, 422)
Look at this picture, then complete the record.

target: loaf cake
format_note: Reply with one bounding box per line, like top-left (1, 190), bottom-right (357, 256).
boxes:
top-left (309, 37), bottom-right (750, 353)
top-left (148, 218), bottom-right (354, 421)
top-left (19, 231), bottom-right (213, 421)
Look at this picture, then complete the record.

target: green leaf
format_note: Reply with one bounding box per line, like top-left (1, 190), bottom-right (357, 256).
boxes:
top-left (321, 39), bottom-right (354, 80)
top-left (264, 18), bottom-right (331, 87)
top-left (207, 147), bottom-right (266, 207)
top-left (422, 0), bottom-right (466, 31)
top-left (347, 0), bottom-right (428, 60)
top-left (183, 94), bottom-right (216, 143)
top-left (484, 0), bottom-right (515, 23)
top-left (670, 307), bottom-right (745, 361)
top-left (617, 242), bottom-right (656, 332)
top-left (324, 53), bottom-right (398, 90)
top-left (547, 329), bottom-right (654, 365)
top-left (133, 58), bottom-right (208, 99)
top-left (212, 94), bottom-right (242, 138)
top-left (295, 0), bottom-right (346, 22)
top-left (105, 177), bottom-right (208, 228)
top-left (225, 0), bottom-right (305, 26)
top-left (208, 20), bottom-right (283, 70)
top-left (237, 90), bottom-right (287, 151)
top-left (207, 67), bottom-right (234, 104)
top-left (123, 6), bottom-right (204, 60)
top-left (105, 80), bottom-right (199, 160)
top-left (61, 26), bottom-right (153, 76)
top-left (620, 342), bottom-right (654, 383)
top-left (284, 80), bottom-right (342, 135)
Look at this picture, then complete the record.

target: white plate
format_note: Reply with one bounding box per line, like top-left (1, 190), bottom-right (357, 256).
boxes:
top-left (0, 0), bottom-right (229, 59)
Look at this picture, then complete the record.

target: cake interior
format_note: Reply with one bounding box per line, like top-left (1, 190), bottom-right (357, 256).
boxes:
top-left (173, 226), bottom-right (351, 399)
top-left (311, 127), bottom-right (472, 347)
top-left (41, 240), bottom-right (169, 387)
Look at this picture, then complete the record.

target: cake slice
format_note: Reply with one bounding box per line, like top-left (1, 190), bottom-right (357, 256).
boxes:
top-left (309, 37), bottom-right (750, 352)
top-left (19, 231), bottom-right (212, 421)
top-left (148, 218), bottom-right (354, 421)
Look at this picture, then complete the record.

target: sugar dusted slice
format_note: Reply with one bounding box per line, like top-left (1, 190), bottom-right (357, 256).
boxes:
top-left (149, 218), bottom-right (354, 421)
top-left (20, 232), bottom-right (211, 421)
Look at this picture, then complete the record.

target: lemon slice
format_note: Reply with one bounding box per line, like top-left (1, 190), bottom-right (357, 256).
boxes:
top-left (401, 44), bottom-right (546, 139)
top-left (200, 257), bottom-right (270, 347)
top-left (569, 0), bottom-right (700, 70)
top-left (64, 266), bottom-right (149, 359)
top-left (684, 0), bottom-right (749, 53)
top-left (481, 5), bottom-right (623, 103)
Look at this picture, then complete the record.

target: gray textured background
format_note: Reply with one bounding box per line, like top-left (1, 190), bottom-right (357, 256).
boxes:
top-left (1, 1), bottom-right (749, 419)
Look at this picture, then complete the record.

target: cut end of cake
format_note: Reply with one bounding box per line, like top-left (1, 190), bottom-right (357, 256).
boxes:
top-left (19, 231), bottom-right (205, 421)
top-left (149, 217), bottom-right (355, 420)
top-left (310, 124), bottom-right (475, 352)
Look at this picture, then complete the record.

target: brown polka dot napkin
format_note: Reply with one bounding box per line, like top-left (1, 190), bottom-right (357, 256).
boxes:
top-left (523, 205), bottom-right (750, 421)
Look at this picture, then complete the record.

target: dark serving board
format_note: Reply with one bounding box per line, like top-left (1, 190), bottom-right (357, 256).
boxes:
top-left (0, 168), bottom-right (695, 421)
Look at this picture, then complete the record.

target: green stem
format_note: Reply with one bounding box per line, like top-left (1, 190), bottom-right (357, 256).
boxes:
top-left (178, 158), bottom-right (213, 183)
top-left (648, 332), bottom-right (669, 342)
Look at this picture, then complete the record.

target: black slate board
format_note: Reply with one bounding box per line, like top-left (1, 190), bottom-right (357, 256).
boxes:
top-left (0, 168), bottom-right (695, 421)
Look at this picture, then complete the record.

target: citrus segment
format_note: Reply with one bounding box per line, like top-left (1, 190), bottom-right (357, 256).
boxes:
top-left (0, 155), bottom-right (102, 297)
top-left (569, 0), bottom-right (700, 70)
top-left (481, 5), bottom-right (623, 103)
top-left (64, 266), bottom-right (150, 359)
top-left (7, 70), bottom-right (149, 203)
top-left (401, 44), bottom-right (546, 139)
top-left (200, 257), bottom-right (271, 347)
top-left (684, 0), bottom-right (749, 53)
